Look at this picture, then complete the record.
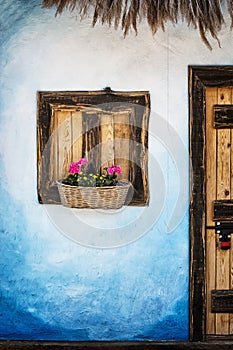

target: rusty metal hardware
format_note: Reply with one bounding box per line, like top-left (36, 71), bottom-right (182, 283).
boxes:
top-left (206, 222), bottom-right (233, 250)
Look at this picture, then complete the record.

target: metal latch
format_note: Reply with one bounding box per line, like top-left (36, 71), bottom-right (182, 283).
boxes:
top-left (215, 222), bottom-right (233, 250)
top-left (206, 222), bottom-right (233, 250)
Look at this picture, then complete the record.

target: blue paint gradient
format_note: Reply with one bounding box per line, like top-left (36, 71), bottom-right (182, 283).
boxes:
top-left (0, 1), bottom-right (189, 341)
top-left (0, 163), bottom-right (189, 340)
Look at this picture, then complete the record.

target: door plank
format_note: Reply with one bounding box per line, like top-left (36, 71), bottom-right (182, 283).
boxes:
top-left (206, 87), bottom-right (217, 225)
top-left (206, 229), bottom-right (217, 334)
top-left (230, 87), bottom-right (233, 334)
top-left (206, 87), bottom-right (218, 334)
top-left (216, 87), bottom-right (231, 335)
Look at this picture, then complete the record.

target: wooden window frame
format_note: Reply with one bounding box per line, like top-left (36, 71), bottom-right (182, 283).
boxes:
top-left (37, 89), bottom-right (150, 206)
top-left (189, 66), bottom-right (233, 341)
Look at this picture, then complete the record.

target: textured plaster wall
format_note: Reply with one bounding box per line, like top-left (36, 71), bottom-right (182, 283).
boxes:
top-left (1, 0), bottom-right (233, 341)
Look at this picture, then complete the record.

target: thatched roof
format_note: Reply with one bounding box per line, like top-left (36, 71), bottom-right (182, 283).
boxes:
top-left (42, 0), bottom-right (233, 49)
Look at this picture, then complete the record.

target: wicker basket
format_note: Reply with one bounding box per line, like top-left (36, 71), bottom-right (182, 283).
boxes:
top-left (57, 180), bottom-right (131, 209)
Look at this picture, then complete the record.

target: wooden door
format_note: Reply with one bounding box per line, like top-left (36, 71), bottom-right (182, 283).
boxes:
top-left (189, 66), bottom-right (233, 342)
top-left (206, 86), bottom-right (233, 339)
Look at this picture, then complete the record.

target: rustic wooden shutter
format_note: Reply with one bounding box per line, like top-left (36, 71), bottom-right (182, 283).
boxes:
top-left (37, 89), bottom-right (150, 206)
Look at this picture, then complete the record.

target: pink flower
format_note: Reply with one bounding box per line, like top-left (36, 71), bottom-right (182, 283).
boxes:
top-left (107, 165), bottom-right (122, 175)
top-left (68, 158), bottom-right (89, 174)
top-left (68, 162), bottom-right (81, 174)
top-left (114, 166), bottom-right (122, 174)
top-left (77, 158), bottom-right (89, 166)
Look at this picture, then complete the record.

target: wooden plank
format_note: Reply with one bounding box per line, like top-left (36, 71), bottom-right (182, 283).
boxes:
top-left (113, 111), bottom-right (130, 180)
top-left (230, 236), bottom-right (233, 330)
top-left (129, 107), bottom-right (145, 204)
top-left (205, 87), bottom-right (217, 335)
top-left (206, 335), bottom-right (233, 341)
top-left (216, 87), bottom-right (232, 202)
top-left (140, 107), bottom-right (149, 205)
top-left (206, 229), bottom-right (217, 333)
top-left (189, 67), bottom-right (206, 341)
top-left (49, 109), bottom-right (58, 185)
top-left (82, 112), bottom-right (100, 173)
top-left (206, 87), bottom-right (217, 225)
top-left (213, 200), bottom-right (233, 221)
top-left (214, 105), bottom-right (233, 129)
top-left (216, 133), bottom-right (231, 200)
top-left (57, 110), bottom-right (72, 179)
top-left (71, 110), bottom-right (82, 162)
top-left (100, 113), bottom-right (114, 172)
top-left (211, 290), bottom-right (233, 313)
top-left (216, 87), bottom-right (231, 335)
top-left (230, 88), bottom-right (233, 334)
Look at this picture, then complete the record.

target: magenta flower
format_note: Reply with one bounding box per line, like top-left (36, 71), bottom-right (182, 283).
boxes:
top-left (68, 162), bottom-right (81, 174)
top-left (68, 158), bottom-right (89, 174)
top-left (65, 159), bottom-right (123, 187)
top-left (107, 165), bottom-right (122, 175)
top-left (77, 158), bottom-right (89, 166)
top-left (115, 166), bottom-right (122, 174)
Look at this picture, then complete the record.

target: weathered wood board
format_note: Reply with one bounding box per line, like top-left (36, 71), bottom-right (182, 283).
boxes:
top-left (211, 290), bottom-right (233, 313)
top-left (214, 200), bottom-right (233, 221)
top-left (214, 105), bottom-right (233, 128)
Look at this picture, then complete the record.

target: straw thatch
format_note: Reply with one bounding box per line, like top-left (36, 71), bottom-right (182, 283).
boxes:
top-left (42, 0), bottom-right (233, 49)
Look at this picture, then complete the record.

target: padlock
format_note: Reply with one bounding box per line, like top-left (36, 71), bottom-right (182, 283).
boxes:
top-left (219, 233), bottom-right (231, 250)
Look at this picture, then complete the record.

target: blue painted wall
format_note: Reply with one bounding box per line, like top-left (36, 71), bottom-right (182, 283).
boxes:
top-left (1, 0), bottom-right (231, 341)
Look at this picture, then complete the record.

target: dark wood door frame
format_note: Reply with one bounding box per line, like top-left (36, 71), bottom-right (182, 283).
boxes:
top-left (189, 65), bottom-right (233, 341)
